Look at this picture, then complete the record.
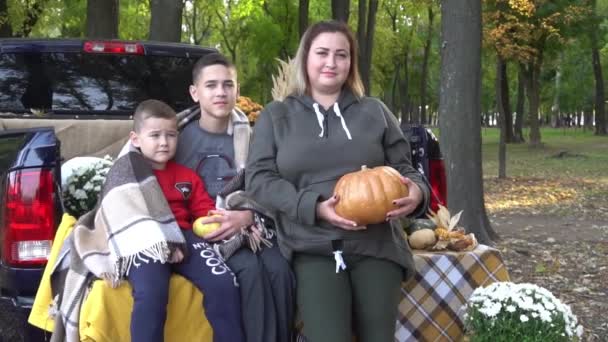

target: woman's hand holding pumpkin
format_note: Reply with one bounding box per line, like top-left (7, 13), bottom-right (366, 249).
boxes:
top-left (386, 177), bottom-right (423, 219)
top-left (316, 195), bottom-right (366, 230)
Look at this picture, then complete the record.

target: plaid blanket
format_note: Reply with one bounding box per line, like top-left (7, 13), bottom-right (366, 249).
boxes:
top-left (50, 151), bottom-right (186, 342)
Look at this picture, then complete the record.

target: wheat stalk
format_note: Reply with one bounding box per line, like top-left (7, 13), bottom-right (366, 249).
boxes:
top-left (271, 58), bottom-right (293, 101)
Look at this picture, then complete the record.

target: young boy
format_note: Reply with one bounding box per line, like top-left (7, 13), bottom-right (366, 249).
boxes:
top-left (174, 53), bottom-right (295, 342)
top-left (127, 99), bottom-right (245, 342)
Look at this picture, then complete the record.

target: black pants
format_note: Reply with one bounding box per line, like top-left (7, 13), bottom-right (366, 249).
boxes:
top-left (226, 236), bottom-right (296, 342)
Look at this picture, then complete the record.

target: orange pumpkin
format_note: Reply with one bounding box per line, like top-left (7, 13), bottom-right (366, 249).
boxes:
top-left (334, 165), bottom-right (408, 225)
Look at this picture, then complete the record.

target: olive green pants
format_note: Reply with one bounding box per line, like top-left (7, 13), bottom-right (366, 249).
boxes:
top-left (293, 253), bottom-right (402, 342)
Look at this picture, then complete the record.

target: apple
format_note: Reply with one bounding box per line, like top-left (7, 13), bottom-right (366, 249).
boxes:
top-left (193, 214), bottom-right (222, 237)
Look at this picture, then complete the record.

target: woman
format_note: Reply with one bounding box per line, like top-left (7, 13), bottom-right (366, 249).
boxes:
top-left (246, 20), bottom-right (430, 342)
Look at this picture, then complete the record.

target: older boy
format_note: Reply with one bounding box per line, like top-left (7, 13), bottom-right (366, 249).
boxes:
top-left (174, 53), bottom-right (295, 342)
top-left (127, 99), bottom-right (244, 342)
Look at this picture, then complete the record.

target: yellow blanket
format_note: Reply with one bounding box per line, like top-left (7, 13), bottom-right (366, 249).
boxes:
top-left (28, 214), bottom-right (213, 342)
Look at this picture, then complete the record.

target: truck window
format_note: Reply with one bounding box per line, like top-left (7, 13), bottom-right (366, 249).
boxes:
top-left (0, 52), bottom-right (197, 117)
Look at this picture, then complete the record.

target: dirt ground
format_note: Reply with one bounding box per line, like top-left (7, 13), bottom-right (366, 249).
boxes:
top-left (485, 178), bottom-right (608, 342)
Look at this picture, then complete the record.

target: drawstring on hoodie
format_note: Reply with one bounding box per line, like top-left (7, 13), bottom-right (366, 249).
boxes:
top-left (312, 103), bottom-right (325, 138)
top-left (333, 250), bottom-right (347, 273)
top-left (333, 103), bottom-right (352, 140)
top-left (312, 102), bottom-right (352, 140)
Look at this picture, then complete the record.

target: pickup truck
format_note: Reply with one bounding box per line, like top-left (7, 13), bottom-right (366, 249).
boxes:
top-left (0, 38), bottom-right (446, 342)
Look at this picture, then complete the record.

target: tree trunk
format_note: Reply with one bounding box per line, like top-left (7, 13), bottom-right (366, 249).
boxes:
top-left (584, 109), bottom-right (593, 131)
top-left (149, 0), bottom-right (184, 42)
top-left (357, 0), bottom-right (378, 95)
top-left (86, 0), bottom-right (119, 39)
top-left (524, 58), bottom-right (543, 147)
top-left (186, 1), bottom-right (213, 45)
top-left (591, 0), bottom-right (607, 135)
top-left (420, 5), bottom-right (434, 125)
top-left (357, 0), bottom-right (365, 49)
top-left (496, 57), bottom-right (508, 178)
top-left (390, 62), bottom-right (401, 115)
top-left (332, 0), bottom-right (350, 23)
top-left (496, 56), bottom-right (513, 143)
top-left (513, 64), bottom-right (526, 143)
top-left (528, 64), bottom-right (542, 146)
top-left (299, 0), bottom-right (309, 38)
top-left (0, 0), bottom-right (12, 37)
top-left (398, 19), bottom-right (418, 123)
top-left (439, 0), bottom-right (498, 244)
top-left (551, 53), bottom-right (563, 128)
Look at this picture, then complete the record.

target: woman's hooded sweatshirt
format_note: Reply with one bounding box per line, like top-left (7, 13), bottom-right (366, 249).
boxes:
top-left (245, 89), bottom-right (430, 280)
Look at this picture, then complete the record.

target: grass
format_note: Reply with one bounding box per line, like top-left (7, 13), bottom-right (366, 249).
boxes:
top-left (480, 127), bottom-right (608, 181)
top-left (476, 127), bottom-right (608, 217)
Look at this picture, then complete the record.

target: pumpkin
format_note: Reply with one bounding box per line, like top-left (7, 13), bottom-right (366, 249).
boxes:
top-left (408, 228), bottom-right (437, 249)
top-left (193, 214), bottom-right (222, 237)
top-left (334, 165), bottom-right (408, 225)
top-left (406, 218), bottom-right (437, 235)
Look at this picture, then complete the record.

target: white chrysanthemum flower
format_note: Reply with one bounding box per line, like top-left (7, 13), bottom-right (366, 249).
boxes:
top-left (464, 282), bottom-right (582, 340)
top-left (61, 156), bottom-right (114, 217)
top-left (539, 309), bottom-right (552, 322)
top-left (576, 324), bottom-right (584, 337)
top-left (74, 189), bottom-right (88, 199)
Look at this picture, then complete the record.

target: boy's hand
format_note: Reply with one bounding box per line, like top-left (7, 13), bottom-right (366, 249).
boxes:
top-left (169, 248), bottom-right (184, 263)
top-left (201, 208), bottom-right (254, 242)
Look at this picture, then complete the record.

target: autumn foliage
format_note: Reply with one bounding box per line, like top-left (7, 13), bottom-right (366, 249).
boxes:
top-left (483, 0), bottom-right (589, 63)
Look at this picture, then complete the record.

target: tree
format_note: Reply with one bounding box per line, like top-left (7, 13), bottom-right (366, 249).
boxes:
top-left (590, 0), bottom-right (607, 135)
top-left (299, 0), bottom-right (309, 38)
top-left (86, 0), bottom-right (118, 38)
top-left (439, 0), bottom-right (498, 244)
top-left (332, 0), bottom-right (349, 22)
top-left (496, 57), bottom-right (509, 178)
top-left (483, 0), bottom-right (587, 146)
top-left (496, 57), bottom-right (514, 140)
top-left (183, 0), bottom-right (215, 45)
top-left (420, 3), bottom-right (435, 125)
top-left (0, 0), bottom-right (11, 37)
top-left (149, 0), bottom-right (184, 42)
top-left (357, 0), bottom-right (378, 95)
top-left (513, 65), bottom-right (526, 142)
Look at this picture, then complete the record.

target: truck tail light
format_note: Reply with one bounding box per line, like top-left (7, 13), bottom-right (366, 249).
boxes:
top-left (429, 159), bottom-right (447, 212)
top-left (2, 168), bottom-right (55, 266)
top-left (83, 41), bottom-right (144, 55)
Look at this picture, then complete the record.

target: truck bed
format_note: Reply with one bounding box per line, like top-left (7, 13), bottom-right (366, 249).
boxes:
top-left (0, 116), bottom-right (132, 161)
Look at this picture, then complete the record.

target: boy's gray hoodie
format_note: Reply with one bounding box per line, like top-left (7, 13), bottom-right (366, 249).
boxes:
top-left (246, 89), bottom-right (430, 280)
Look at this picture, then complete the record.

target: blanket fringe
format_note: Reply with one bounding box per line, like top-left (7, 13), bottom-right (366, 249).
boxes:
top-left (102, 242), bottom-right (174, 288)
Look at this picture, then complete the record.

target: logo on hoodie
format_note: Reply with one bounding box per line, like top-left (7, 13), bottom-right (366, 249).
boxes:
top-left (175, 182), bottom-right (193, 200)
